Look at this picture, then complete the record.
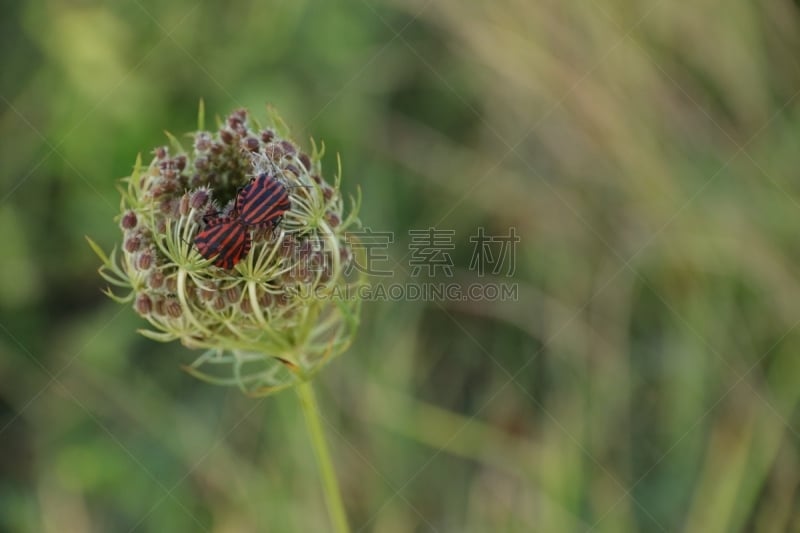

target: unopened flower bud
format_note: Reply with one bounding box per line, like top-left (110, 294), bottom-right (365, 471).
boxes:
top-left (299, 153), bottom-right (311, 171)
top-left (125, 235), bottom-right (141, 253)
top-left (160, 198), bottom-right (178, 217)
top-left (189, 173), bottom-right (204, 188)
top-left (260, 129), bottom-right (275, 143)
top-left (135, 294), bottom-right (152, 315)
top-left (340, 247), bottom-right (352, 268)
top-left (121, 211), bottom-right (138, 230)
top-left (242, 136), bottom-right (260, 152)
top-left (165, 276), bottom-right (178, 294)
top-left (179, 193), bottom-right (191, 217)
top-left (258, 292), bottom-right (273, 308)
top-left (280, 236), bottom-right (297, 259)
top-left (298, 239), bottom-right (313, 258)
top-left (197, 286), bottom-right (216, 302)
top-left (224, 285), bottom-right (241, 304)
top-left (264, 143), bottom-right (284, 160)
top-left (280, 140), bottom-right (296, 156)
top-left (165, 298), bottom-right (182, 318)
top-left (220, 129), bottom-right (235, 145)
top-left (153, 296), bottom-right (166, 316)
top-left (195, 132), bottom-right (212, 152)
top-left (190, 188), bottom-right (210, 209)
top-left (149, 270), bottom-right (165, 289)
top-left (325, 212), bottom-right (340, 228)
top-left (228, 109), bottom-right (247, 128)
top-left (137, 249), bottom-right (154, 270)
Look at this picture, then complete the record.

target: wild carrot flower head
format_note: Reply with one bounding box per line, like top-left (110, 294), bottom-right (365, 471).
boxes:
top-left (89, 105), bottom-right (363, 396)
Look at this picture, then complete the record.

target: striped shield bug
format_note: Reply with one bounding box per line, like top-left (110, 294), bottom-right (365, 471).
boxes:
top-left (193, 173), bottom-right (306, 268)
top-left (193, 215), bottom-right (251, 269)
top-left (237, 173), bottom-right (292, 228)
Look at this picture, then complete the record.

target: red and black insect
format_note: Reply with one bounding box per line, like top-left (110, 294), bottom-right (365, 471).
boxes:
top-left (237, 173), bottom-right (292, 227)
top-left (193, 173), bottom-right (292, 268)
top-left (193, 215), bottom-right (251, 269)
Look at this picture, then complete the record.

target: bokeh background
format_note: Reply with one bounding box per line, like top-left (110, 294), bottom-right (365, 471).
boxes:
top-left (3, 0), bottom-right (800, 531)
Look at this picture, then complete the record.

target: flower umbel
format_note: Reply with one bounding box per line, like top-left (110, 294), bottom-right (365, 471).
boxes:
top-left (89, 105), bottom-right (363, 396)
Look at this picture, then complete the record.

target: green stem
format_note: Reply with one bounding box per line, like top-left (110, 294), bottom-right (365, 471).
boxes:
top-left (296, 381), bottom-right (350, 533)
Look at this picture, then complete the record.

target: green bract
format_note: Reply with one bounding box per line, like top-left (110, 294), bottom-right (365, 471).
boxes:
top-left (89, 105), bottom-right (363, 396)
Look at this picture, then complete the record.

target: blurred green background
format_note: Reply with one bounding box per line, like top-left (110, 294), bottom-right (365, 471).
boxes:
top-left (3, 0), bottom-right (800, 531)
